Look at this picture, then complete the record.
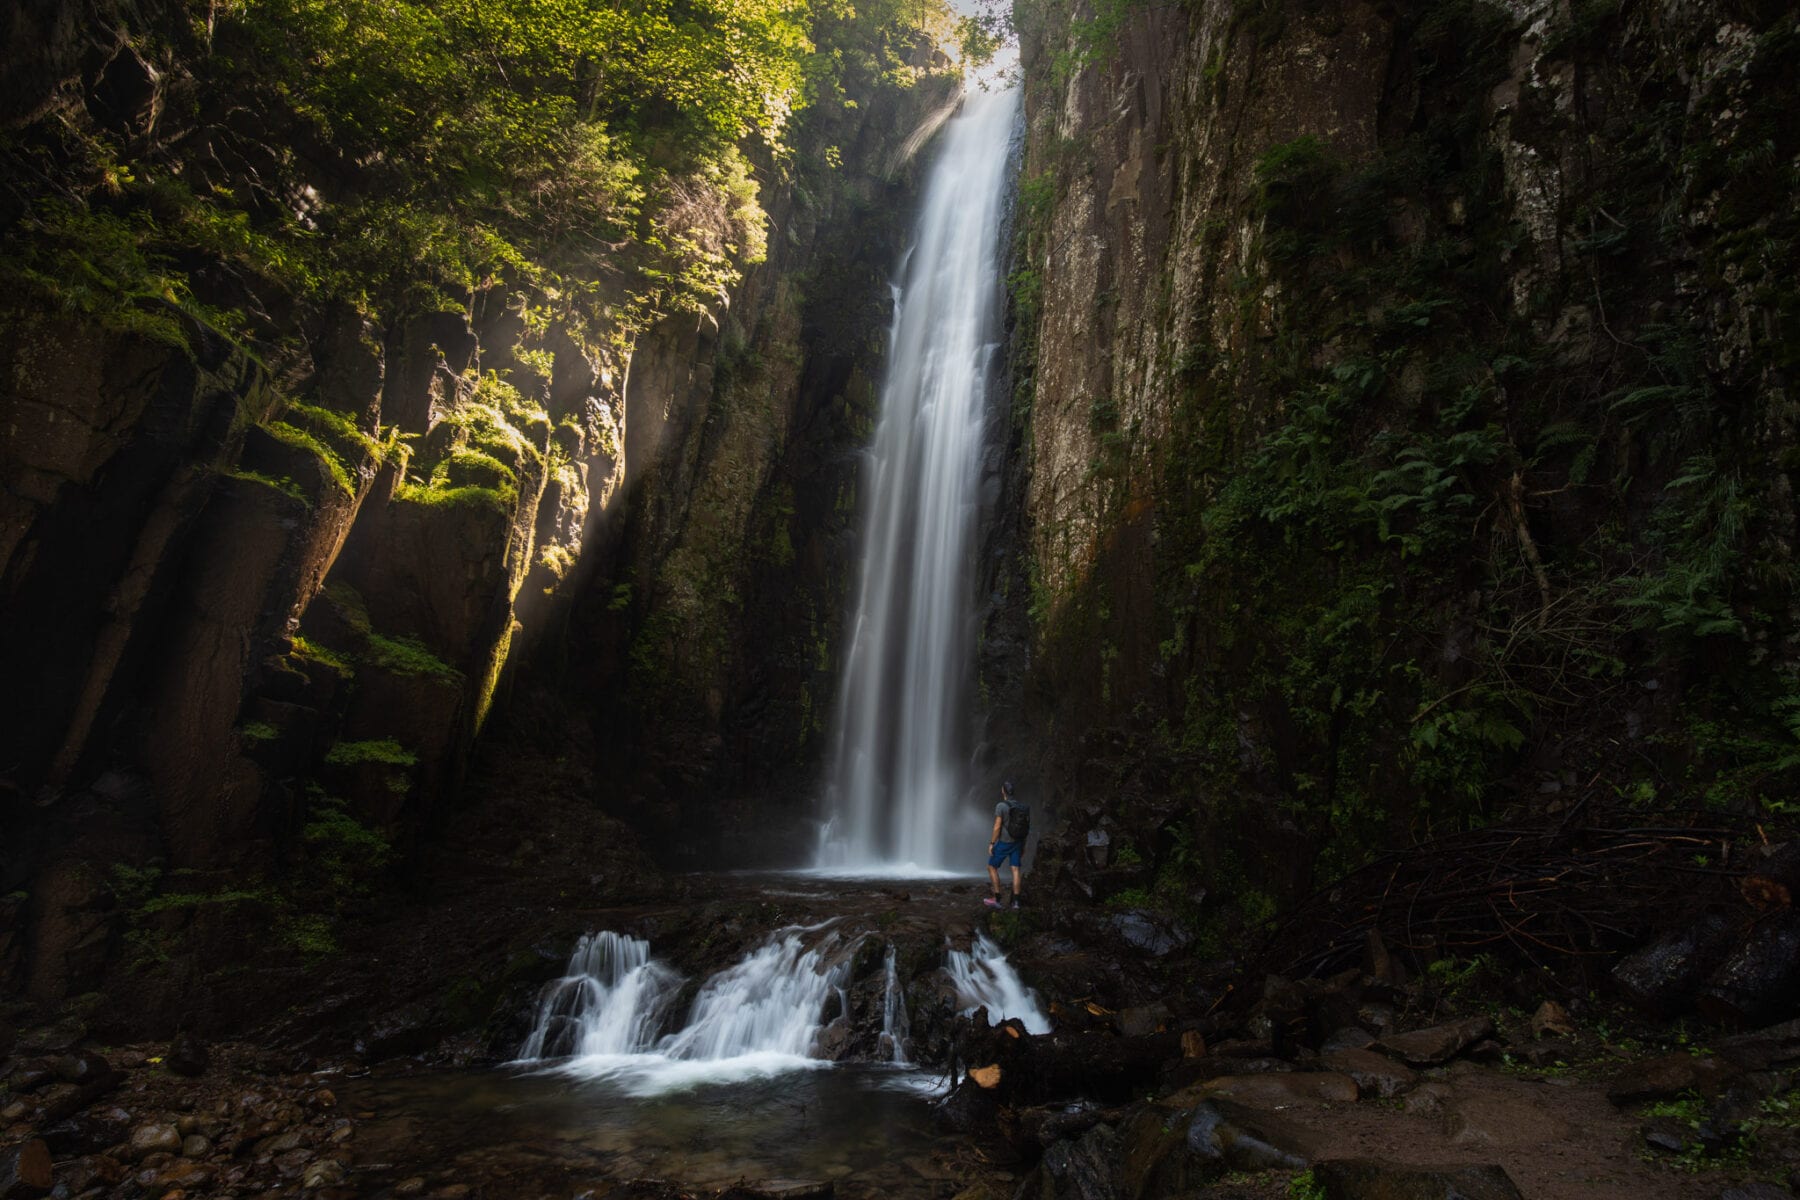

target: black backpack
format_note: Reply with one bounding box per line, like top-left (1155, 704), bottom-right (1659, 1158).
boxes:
top-left (1003, 801), bottom-right (1031, 842)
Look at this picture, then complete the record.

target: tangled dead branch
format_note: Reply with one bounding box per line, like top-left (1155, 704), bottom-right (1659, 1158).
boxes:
top-left (1249, 810), bottom-right (1771, 982)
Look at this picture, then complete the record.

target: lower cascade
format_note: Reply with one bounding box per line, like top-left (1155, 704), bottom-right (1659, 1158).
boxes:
top-left (945, 932), bottom-right (1051, 1035)
top-left (516, 928), bottom-right (847, 1094)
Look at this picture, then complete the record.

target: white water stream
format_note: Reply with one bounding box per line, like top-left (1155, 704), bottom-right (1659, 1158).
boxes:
top-left (946, 931), bottom-right (1051, 1034)
top-left (518, 924), bottom-right (1047, 1092)
top-left (516, 928), bottom-right (846, 1095)
top-left (817, 79), bottom-right (1021, 873)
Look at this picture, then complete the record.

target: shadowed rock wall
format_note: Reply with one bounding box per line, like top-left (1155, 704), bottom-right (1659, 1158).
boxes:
top-left (0, 0), bottom-right (957, 1014)
top-left (999, 0), bottom-right (1799, 928)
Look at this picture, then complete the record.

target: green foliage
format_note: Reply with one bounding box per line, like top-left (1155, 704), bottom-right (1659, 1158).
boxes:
top-left (240, 721), bottom-right (280, 742)
top-left (323, 738), bottom-right (419, 767)
top-left (1285, 1170), bottom-right (1326, 1200)
top-left (301, 789), bottom-right (393, 914)
top-left (365, 633), bottom-right (463, 681)
top-left (2, 0), bottom-right (951, 378)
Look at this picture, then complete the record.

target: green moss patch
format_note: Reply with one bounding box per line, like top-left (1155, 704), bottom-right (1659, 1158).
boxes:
top-left (322, 737), bottom-right (418, 767)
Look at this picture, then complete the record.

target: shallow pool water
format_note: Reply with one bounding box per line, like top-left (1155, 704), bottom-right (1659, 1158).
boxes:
top-left (343, 1062), bottom-right (961, 1197)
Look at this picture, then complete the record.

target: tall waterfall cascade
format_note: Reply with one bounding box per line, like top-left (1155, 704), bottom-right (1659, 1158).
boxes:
top-left (817, 78), bottom-right (1022, 873)
top-left (945, 932), bottom-right (1051, 1034)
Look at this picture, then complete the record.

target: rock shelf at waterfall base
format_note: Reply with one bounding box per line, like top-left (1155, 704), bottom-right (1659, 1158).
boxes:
top-left (6, 869), bottom-right (1791, 1200)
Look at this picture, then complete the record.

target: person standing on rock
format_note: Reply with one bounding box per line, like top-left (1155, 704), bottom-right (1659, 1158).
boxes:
top-left (985, 780), bottom-right (1029, 909)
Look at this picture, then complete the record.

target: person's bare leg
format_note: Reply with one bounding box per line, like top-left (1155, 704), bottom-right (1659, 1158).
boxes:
top-left (1011, 865), bottom-right (1022, 900)
top-left (986, 864), bottom-right (1002, 897)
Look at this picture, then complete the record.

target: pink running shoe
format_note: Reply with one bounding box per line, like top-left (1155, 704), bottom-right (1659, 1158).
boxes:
top-left (982, 895), bottom-right (1002, 908)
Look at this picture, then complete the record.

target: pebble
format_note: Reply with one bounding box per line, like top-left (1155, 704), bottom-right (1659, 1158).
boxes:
top-left (395, 1178), bottom-right (427, 1197)
top-left (128, 1122), bottom-right (184, 1159)
top-left (182, 1133), bottom-right (213, 1157)
top-left (303, 1158), bottom-right (348, 1188)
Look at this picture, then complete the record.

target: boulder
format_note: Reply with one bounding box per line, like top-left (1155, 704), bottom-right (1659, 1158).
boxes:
top-left (1641, 1117), bottom-right (1694, 1155)
top-left (1034, 1121), bottom-right (1118, 1200)
top-left (1203, 1072), bottom-right (1359, 1108)
top-left (1106, 911), bottom-right (1191, 958)
top-left (1528, 1001), bottom-right (1574, 1039)
top-left (1444, 1094), bottom-right (1573, 1148)
top-left (1322, 1049), bottom-right (1418, 1099)
top-left (1716, 1018), bottom-right (1800, 1073)
top-left (1183, 1099), bottom-right (1324, 1170)
top-left (1312, 1159), bottom-right (1522, 1200)
top-left (1606, 1053), bottom-right (1735, 1105)
top-left (52, 1052), bottom-right (113, 1086)
top-left (166, 1033), bottom-right (208, 1078)
top-left (0, 1140), bottom-right (52, 1198)
top-left (1620, 913), bottom-right (1742, 1021)
top-left (40, 1106), bottom-right (132, 1156)
top-left (1373, 1017), bottom-right (1495, 1066)
top-left (1698, 911), bottom-right (1800, 1027)
top-left (127, 1123), bottom-right (183, 1160)
top-left (1322, 1027), bottom-right (1376, 1052)
top-left (1719, 1185), bottom-right (1797, 1200)
top-left (1116, 1004), bottom-right (1171, 1039)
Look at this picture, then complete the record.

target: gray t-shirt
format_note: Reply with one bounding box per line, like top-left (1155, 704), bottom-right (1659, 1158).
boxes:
top-left (995, 800), bottom-right (1016, 843)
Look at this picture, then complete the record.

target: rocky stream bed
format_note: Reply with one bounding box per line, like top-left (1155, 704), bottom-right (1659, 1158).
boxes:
top-left (4, 869), bottom-right (1799, 1200)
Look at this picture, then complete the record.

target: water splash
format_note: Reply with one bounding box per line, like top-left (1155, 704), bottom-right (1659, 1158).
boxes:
top-left (516, 929), bottom-right (847, 1095)
top-left (945, 932), bottom-right (1051, 1034)
top-left (879, 945), bottom-right (913, 1065)
top-left (819, 78), bottom-right (1022, 872)
top-left (516, 932), bottom-right (679, 1060)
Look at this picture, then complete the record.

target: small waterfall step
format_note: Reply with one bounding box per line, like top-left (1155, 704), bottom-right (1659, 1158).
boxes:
top-left (516, 927), bottom-right (849, 1094)
top-left (517, 920), bottom-right (1050, 1092)
top-left (945, 931), bottom-right (1051, 1034)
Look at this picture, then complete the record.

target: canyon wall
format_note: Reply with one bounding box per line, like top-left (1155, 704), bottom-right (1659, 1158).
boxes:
top-left (0, 0), bottom-right (955, 1011)
top-left (1002, 0), bottom-right (1798, 929)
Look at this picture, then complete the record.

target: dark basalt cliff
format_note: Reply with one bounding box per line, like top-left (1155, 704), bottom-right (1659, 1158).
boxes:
top-left (0, 0), bottom-right (956, 1017)
top-left (999, 0), bottom-right (1799, 931)
top-left (3, 0), bottom-right (1797, 1051)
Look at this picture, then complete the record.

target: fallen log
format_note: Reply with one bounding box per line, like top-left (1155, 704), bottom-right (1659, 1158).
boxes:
top-left (952, 1014), bottom-right (1180, 1106)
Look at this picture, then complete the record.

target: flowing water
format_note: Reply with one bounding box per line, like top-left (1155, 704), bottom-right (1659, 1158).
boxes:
top-left (818, 80), bottom-right (1021, 873)
top-left (946, 931), bottom-right (1052, 1034)
top-left (516, 927), bottom-right (847, 1096)
top-left (384, 78), bottom-right (1040, 1197)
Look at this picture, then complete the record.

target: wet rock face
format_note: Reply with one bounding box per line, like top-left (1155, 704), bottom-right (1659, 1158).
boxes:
top-left (1009, 0), bottom-right (1800, 906)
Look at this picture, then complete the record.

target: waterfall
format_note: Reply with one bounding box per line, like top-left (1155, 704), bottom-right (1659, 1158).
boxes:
top-left (945, 932), bottom-right (1051, 1034)
top-left (517, 931), bottom-right (680, 1060)
top-left (517, 929), bottom-right (846, 1095)
top-left (879, 945), bottom-right (913, 1065)
top-left (818, 78), bottom-right (1022, 872)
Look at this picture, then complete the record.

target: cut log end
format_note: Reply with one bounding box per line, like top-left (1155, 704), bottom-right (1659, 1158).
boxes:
top-left (969, 1064), bottom-right (1003, 1089)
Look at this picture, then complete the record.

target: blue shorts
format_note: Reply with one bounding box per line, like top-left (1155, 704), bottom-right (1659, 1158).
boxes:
top-left (988, 841), bottom-right (1022, 869)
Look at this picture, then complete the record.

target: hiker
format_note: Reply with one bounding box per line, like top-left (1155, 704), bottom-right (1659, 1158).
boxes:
top-left (985, 780), bottom-right (1029, 909)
